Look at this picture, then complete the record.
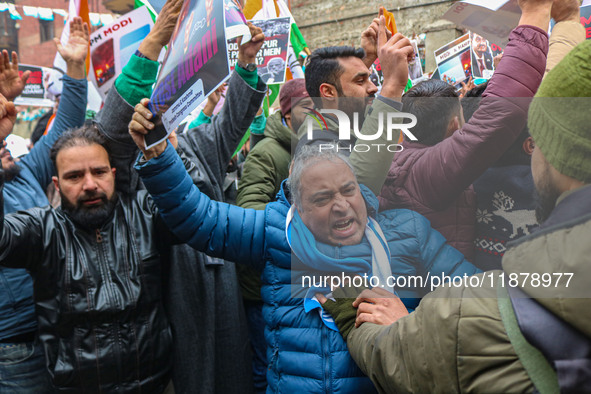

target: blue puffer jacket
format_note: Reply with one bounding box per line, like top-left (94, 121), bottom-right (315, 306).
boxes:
top-left (0, 76), bottom-right (86, 340)
top-left (137, 144), bottom-right (481, 393)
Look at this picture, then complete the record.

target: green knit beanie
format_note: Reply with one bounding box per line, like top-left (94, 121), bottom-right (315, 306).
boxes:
top-left (528, 40), bottom-right (591, 183)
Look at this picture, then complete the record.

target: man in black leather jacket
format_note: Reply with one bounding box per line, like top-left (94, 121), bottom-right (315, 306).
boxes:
top-left (0, 112), bottom-right (179, 391)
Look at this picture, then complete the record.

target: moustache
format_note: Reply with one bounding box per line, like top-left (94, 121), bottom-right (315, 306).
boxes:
top-left (77, 192), bottom-right (108, 207)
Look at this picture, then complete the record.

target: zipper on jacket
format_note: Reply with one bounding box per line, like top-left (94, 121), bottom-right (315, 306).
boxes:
top-left (95, 229), bottom-right (103, 243)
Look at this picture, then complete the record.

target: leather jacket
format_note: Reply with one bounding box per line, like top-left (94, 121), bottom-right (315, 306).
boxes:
top-left (0, 159), bottom-right (173, 392)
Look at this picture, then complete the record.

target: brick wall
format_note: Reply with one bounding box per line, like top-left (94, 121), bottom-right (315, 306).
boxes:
top-left (290, 0), bottom-right (462, 74)
top-left (14, 0), bottom-right (112, 68)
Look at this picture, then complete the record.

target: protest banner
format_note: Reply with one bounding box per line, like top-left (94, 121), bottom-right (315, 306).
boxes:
top-left (227, 16), bottom-right (291, 85)
top-left (148, 0), bottom-right (229, 148)
top-left (89, 7), bottom-right (155, 100)
top-left (443, 0), bottom-right (521, 47)
top-left (581, 5), bottom-right (591, 40)
top-left (14, 64), bottom-right (54, 107)
top-left (224, 0), bottom-right (250, 40)
top-left (434, 33), bottom-right (472, 88)
top-left (408, 39), bottom-right (424, 83)
top-left (370, 38), bottom-right (425, 90)
top-left (469, 31), bottom-right (495, 79)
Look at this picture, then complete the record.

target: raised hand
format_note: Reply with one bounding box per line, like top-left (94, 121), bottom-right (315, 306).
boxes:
top-left (238, 23), bottom-right (265, 65)
top-left (128, 98), bottom-right (168, 159)
top-left (0, 94), bottom-right (17, 142)
top-left (54, 17), bottom-right (89, 79)
top-left (0, 51), bottom-right (30, 101)
top-left (203, 83), bottom-right (226, 117)
top-left (551, 0), bottom-right (581, 22)
top-left (376, 15), bottom-right (414, 99)
top-left (517, 0), bottom-right (554, 31)
top-left (138, 0), bottom-right (184, 60)
top-left (459, 77), bottom-right (475, 98)
top-left (360, 7), bottom-right (392, 69)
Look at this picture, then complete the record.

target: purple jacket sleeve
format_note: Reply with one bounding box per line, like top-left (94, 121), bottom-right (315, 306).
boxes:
top-left (405, 26), bottom-right (548, 210)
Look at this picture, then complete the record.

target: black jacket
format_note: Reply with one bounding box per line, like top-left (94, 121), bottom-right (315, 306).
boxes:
top-left (0, 186), bottom-right (173, 392)
top-left (0, 84), bottom-right (173, 393)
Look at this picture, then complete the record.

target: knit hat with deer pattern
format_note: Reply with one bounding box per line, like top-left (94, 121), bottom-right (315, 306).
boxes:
top-left (528, 39), bottom-right (591, 183)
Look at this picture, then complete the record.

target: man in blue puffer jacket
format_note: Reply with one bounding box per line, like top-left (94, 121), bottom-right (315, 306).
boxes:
top-left (133, 126), bottom-right (481, 393)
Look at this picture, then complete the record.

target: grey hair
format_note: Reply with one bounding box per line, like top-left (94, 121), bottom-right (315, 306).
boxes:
top-left (288, 144), bottom-right (356, 210)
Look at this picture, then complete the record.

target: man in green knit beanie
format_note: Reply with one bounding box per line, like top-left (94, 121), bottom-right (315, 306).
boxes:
top-left (320, 37), bottom-right (591, 394)
top-left (528, 39), bottom-right (591, 222)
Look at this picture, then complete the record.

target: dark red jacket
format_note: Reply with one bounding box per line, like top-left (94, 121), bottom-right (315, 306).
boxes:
top-left (379, 26), bottom-right (548, 260)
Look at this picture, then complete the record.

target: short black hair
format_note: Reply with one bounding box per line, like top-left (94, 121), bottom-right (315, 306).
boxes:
top-left (494, 128), bottom-right (532, 167)
top-left (460, 81), bottom-right (488, 122)
top-left (50, 124), bottom-right (110, 173)
top-left (305, 46), bottom-right (365, 102)
top-left (402, 79), bottom-right (461, 146)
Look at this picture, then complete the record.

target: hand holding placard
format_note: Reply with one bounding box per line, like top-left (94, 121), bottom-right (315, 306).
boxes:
top-left (138, 0), bottom-right (183, 60)
top-left (237, 22), bottom-right (265, 65)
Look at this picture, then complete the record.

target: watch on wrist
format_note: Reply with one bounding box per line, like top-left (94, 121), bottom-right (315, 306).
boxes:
top-left (237, 60), bottom-right (257, 72)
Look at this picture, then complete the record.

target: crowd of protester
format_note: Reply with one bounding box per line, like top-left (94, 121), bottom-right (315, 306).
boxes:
top-left (0, 0), bottom-right (590, 392)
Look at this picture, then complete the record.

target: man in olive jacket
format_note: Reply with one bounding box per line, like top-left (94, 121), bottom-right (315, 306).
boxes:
top-left (321, 25), bottom-right (591, 394)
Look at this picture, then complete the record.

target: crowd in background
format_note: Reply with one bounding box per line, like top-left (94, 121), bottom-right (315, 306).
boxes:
top-left (0, 0), bottom-right (590, 392)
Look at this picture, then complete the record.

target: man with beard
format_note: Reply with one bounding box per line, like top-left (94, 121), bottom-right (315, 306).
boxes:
top-left (319, 38), bottom-right (591, 393)
top-left (0, 13), bottom-right (184, 392)
top-left (296, 12), bottom-right (415, 196)
top-left (0, 122), bottom-right (176, 392)
top-left (0, 19), bottom-right (88, 392)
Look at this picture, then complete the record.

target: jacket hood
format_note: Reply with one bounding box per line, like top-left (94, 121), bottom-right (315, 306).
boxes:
top-left (265, 111), bottom-right (298, 152)
top-left (503, 184), bottom-right (591, 337)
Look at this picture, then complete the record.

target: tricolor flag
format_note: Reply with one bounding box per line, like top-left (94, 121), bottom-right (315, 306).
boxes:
top-left (54, 0), bottom-right (91, 75)
top-left (243, 0), bottom-right (309, 114)
top-left (243, 0), bottom-right (309, 79)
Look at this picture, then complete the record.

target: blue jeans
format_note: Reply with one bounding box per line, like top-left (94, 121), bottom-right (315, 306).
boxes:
top-left (0, 340), bottom-right (53, 393)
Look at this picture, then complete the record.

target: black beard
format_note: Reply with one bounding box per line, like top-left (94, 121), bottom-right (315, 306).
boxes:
top-left (533, 171), bottom-right (561, 224)
top-left (61, 191), bottom-right (118, 229)
top-left (3, 163), bottom-right (21, 181)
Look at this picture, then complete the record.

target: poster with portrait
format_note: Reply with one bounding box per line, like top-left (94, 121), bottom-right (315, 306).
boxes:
top-left (408, 39), bottom-right (424, 83)
top-left (148, 0), bottom-right (229, 148)
top-left (368, 40), bottom-right (426, 92)
top-left (14, 64), bottom-right (55, 107)
top-left (434, 33), bottom-right (472, 88)
top-left (469, 31), bottom-right (495, 79)
top-left (89, 7), bottom-right (155, 100)
top-left (227, 17), bottom-right (291, 85)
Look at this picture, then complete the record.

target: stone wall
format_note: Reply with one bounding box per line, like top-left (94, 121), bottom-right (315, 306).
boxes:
top-left (290, 0), bottom-right (463, 73)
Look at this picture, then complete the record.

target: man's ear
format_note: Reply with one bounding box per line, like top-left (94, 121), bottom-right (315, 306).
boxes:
top-left (284, 112), bottom-right (292, 129)
top-left (523, 137), bottom-right (535, 156)
top-left (444, 116), bottom-right (460, 139)
top-left (52, 176), bottom-right (59, 192)
top-left (319, 83), bottom-right (337, 99)
top-left (111, 167), bottom-right (116, 177)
